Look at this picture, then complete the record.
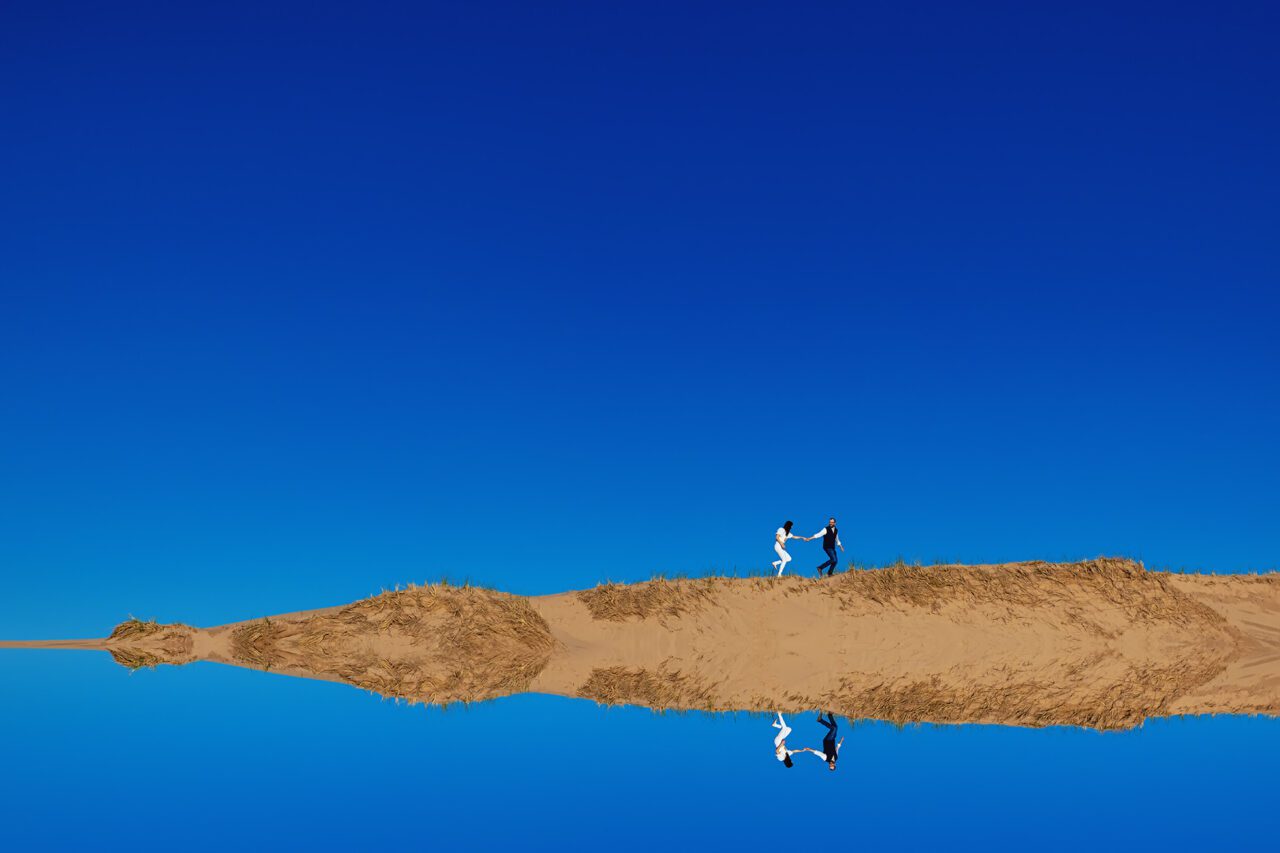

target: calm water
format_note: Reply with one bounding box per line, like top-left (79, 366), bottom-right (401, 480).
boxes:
top-left (0, 648), bottom-right (1273, 851)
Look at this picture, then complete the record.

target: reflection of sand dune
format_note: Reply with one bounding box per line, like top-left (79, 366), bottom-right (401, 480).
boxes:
top-left (174, 585), bottom-right (555, 705)
top-left (6, 559), bottom-right (1280, 731)
top-left (537, 559), bottom-right (1280, 730)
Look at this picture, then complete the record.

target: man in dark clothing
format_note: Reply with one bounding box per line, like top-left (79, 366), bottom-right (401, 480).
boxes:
top-left (807, 517), bottom-right (844, 577)
top-left (811, 712), bottom-right (844, 771)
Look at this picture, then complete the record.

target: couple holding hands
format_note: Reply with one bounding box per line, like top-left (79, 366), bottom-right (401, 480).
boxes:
top-left (772, 517), bottom-right (844, 578)
top-left (772, 712), bottom-right (844, 771)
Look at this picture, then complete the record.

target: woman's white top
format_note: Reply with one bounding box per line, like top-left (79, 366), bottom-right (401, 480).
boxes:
top-left (775, 528), bottom-right (795, 547)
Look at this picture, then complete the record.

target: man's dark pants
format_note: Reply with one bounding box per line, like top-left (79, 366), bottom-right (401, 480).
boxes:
top-left (819, 713), bottom-right (838, 758)
top-left (817, 547), bottom-right (839, 576)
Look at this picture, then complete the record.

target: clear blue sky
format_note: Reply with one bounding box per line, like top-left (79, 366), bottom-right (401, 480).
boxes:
top-left (2, 1), bottom-right (1277, 640)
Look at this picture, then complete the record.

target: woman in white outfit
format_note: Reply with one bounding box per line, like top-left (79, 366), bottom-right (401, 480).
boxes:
top-left (771, 712), bottom-right (800, 768)
top-left (772, 520), bottom-right (799, 576)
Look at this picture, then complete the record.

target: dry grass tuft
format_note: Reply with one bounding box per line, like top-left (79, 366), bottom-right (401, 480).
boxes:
top-left (340, 585), bottom-right (556, 651)
top-left (577, 577), bottom-right (720, 622)
top-left (108, 617), bottom-right (193, 642)
top-left (830, 558), bottom-right (1225, 627)
top-left (803, 654), bottom-right (1230, 731)
top-left (230, 618), bottom-right (290, 668)
top-left (108, 648), bottom-right (168, 670)
top-left (223, 584), bottom-right (558, 705)
top-left (105, 619), bottom-right (196, 669)
top-left (326, 585), bottom-right (557, 703)
top-left (578, 664), bottom-right (719, 711)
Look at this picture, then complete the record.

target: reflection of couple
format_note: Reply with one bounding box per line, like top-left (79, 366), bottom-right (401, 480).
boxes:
top-left (772, 712), bottom-right (845, 771)
top-left (772, 517), bottom-right (845, 577)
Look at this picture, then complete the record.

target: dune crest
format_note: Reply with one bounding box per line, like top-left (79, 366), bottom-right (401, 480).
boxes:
top-left (7, 559), bottom-right (1280, 731)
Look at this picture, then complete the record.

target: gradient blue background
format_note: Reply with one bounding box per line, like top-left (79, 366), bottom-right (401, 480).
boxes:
top-left (1, 1), bottom-right (1277, 850)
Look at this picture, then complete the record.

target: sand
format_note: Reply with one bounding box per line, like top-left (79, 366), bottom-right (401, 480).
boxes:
top-left (5, 558), bottom-right (1280, 731)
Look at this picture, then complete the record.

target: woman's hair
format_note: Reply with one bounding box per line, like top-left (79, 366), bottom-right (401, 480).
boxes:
top-left (783, 520), bottom-right (793, 533)
top-left (783, 755), bottom-right (794, 768)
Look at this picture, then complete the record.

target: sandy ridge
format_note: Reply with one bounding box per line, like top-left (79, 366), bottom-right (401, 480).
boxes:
top-left (5, 559), bottom-right (1279, 731)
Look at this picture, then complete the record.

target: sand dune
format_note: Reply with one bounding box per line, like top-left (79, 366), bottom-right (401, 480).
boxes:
top-left (6, 558), bottom-right (1280, 730)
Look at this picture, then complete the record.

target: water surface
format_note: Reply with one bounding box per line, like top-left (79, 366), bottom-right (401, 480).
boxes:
top-left (1, 648), bottom-right (1273, 851)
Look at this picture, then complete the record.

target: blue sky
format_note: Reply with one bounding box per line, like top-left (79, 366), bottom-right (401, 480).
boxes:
top-left (2, 1), bottom-right (1277, 639)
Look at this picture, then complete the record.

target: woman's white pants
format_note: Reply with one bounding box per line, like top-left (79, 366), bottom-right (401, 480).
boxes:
top-left (773, 713), bottom-right (792, 759)
top-left (773, 543), bottom-right (791, 576)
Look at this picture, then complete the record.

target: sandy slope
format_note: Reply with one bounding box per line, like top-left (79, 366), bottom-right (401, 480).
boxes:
top-left (5, 559), bottom-right (1279, 730)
